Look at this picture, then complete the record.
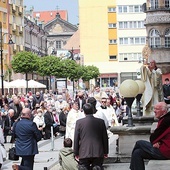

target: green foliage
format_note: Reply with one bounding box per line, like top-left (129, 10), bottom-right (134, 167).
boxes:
top-left (61, 59), bottom-right (83, 81)
top-left (38, 55), bottom-right (62, 77)
top-left (82, 65), bottom-right (100, 81)
top-left (11, 51), bottom-right (39, 74)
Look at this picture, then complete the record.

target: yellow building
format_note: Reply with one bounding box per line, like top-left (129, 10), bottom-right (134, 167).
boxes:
top-left (0, 0), bottom-right (10, 80)
top-left (79, 0), bottom-right (118, 88)
top-left (0, 0), bottom-right (24, 85)
top-left (79, 0), bottom-right (146, 88)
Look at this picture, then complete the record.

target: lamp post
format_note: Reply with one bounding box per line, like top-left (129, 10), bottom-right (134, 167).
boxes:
top-left (119, 79), bottom-right (139, 127)
top-left (0, 22), bottom-right (14, 95)
top-left (135, 80), bottom-right (145, 117)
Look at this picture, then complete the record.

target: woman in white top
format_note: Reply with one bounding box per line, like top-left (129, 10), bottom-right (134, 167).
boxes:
top-left (33, 109), bottom-right (45, 138)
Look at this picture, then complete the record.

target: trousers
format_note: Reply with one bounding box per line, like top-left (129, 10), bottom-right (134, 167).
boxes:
top-left (130, 140), bottom-right (167, 170)
top-left (19, 155), bottom-right (35, 170)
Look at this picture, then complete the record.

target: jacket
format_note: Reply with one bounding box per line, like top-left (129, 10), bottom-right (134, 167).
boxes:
top-left (59, 147), bottom-right (78, 170)
top-left (150, 112), bottom-right (170, 158)
top-left (74, 115), bottom-right (108, 159)
top-left (13, 118), bottom-right (42, 156)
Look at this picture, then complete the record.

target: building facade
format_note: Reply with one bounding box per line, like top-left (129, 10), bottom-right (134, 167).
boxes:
top-left (144, 0), bottom-right (170, 78)
top-left (79, 0), bottom-right (146, 88)
top-left (44, 13), bottom-right (78, 56)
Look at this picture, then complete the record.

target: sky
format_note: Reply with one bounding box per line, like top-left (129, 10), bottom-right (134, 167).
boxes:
top-left (24, 0), bottom-right (79, 25)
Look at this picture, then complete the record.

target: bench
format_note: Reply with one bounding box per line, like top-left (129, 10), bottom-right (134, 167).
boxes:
top-left (146, 160), bottom-right (170, 170)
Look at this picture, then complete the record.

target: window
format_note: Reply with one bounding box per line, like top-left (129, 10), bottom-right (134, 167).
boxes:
top-left (130, 38), bottom-right (134, 44)
top-left (124, 38), bottom-right (128, 44)
top-left (151, 0), bottom-right (159, 9)
top-left (129, 22), bottom-right (133, 28)
top-left (118, 6), bottom-right (122, 13)
top-left (109, 55), bottom-right (117, 60)
top-left (165, 0), bottom-right (170, 8)
top-left (109, 39), bottom-right (117, 44)
top-left (108, 7), bottom-right (116, 12)
top-left (129, 6), bottom-right (133, 12)
top-left (119, 37), bottom-right (146, 45)
top-left (124, 22), bottom-right (128, 28)
top-left (119, 22), bottom-right (123, 29)
top-left (56, 41), bottom-right (61, 49)
top-left (149, 29), bottom-right (160, 48)
top-left (118, 5), bottom-right (142, 13)
top-left (119, 53), bottom-right (142, 61)
top-left (108, 23), bottom-right (116, 28)
top-left (119, 38), bottom-right (123, 44)
top-left (135, 38), bottom-right (140, 44)
top-left (123, 6), bottom-right (127, 13)
top-left (165, 29), bottom-right (170, 47)
top-left (134, 6), bottom-right (139, 12)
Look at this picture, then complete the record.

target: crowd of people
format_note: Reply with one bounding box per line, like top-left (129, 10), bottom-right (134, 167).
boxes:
top-left (0, 77), bottom-right (169, 169)
top-left (0, 86), bottom-right (126, 169)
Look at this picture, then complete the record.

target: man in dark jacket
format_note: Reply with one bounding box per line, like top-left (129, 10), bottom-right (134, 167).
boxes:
top-left (12, 108), bottom-right (42, 170)
top-left (163, 78), bottom-right (170, 104)
top-left (130, 102), bottom-right (170, 170)
top-left (74, 103), bottom-right (108, 170)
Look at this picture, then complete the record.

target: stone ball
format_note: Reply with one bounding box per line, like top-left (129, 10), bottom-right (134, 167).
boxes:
top-left (135, 80), bottom-right (145, 94)
top-left (120, 79), bottom-right (139, 98)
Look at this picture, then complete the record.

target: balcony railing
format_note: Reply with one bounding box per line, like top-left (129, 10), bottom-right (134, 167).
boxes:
top-left (142, 3), bottom-right (170, 12)
top-left (150, 45), bottom-right (170, 49)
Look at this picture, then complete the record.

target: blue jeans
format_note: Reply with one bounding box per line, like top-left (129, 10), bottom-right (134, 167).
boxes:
top-left (130, 140), bottom-right (167, 170)
top-left (19, 155), bottom-right (35, 170)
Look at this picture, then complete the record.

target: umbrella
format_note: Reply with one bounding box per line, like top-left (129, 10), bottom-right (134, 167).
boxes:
top-left (0, 80), bottom-right (10, 88)
top-left (28, 80), bottom-right (46, 88)
top-left (8, 79), bottom-right (27, 88)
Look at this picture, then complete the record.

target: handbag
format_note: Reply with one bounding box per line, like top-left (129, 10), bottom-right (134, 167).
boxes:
top-left (0, 144), bottom-right (7, 160)
top-left (59, 125), bottom-right (66, 132)
top-left (8, 146), bottom-right (19, 161)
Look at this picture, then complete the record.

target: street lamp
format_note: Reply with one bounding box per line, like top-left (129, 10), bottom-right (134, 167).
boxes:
top-left (119, 79), bottom-right (139, 127)
top-left (135, 80), bottom-right (145, 117)
top-left (0, 22), bottom-right (14, 95)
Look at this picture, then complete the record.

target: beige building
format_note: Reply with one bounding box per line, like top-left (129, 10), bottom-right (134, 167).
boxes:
top-left (117, 0), bottom-right (146, 83)
top-left (79, 0), bottom-right (146, 87)
top-left (144, 0), bottom-right (170, 79)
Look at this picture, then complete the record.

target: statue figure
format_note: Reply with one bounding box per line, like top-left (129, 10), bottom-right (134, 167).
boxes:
top-left (140, 60), bottom-right (164, 115)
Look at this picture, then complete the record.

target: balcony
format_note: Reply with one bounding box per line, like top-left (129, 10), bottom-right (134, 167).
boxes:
top-left (142, 3), bottom-right (170, 12)
top-left (19, 26), bottom-right (23, 33)
top-left (150, 45), bottom-right (170, 49)
top-left (18, 6), bottom-right (23, 15)
top-left (12, 4), bottom-right (16, 13)
top-left (12, 23), bottom-right (16, 32)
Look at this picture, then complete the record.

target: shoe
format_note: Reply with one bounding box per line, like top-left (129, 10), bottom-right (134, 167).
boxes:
top-left (12, 164), bottom-right (19, 170)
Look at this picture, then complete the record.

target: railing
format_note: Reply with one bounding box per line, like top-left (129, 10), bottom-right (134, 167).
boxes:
top-left (142, 3), bottom-right (170, 12)
top-left (150, 45), bottom-right (170, 49)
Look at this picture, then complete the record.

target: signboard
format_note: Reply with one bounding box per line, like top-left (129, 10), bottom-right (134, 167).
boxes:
top-left (57, 50), bottom-right (70, 59)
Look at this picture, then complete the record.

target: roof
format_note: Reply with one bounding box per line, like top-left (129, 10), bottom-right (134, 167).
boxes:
top-left (33, 10), bottom-right (68, 24)
top-left (63, 29), bottom-right (80, 51)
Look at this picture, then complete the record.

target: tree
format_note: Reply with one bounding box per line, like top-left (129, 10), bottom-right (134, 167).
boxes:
top-left (11, 51), bottom-right (39, 92)
top-left (61, 59), bottom-right (83, 81)
top-left (82, 65), bottom-right (100, 81)
top-left (37, 56), bottom-right (62, 77)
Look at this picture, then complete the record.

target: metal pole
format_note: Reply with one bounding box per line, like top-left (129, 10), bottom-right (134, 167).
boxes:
top-left (0, 22), bottom-right (4, 95)
top-left (51, 126), bottom-right (54, 151)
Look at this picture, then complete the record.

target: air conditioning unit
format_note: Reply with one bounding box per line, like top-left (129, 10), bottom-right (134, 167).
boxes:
top-left (19, 45), bottom-right (24, 51)
top-left (19, 26), bottom-right (23, 33)
top-left (19, 6), bottom-right (23, 15)
top-left (12, 23), bottom-right (16, 31)
top-left (13, 44), bottom-right (17, 51)
top-left (12, 4), bottom-right (16, 12)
